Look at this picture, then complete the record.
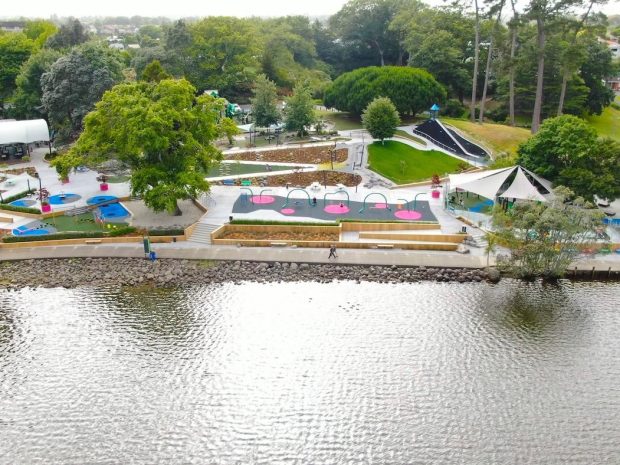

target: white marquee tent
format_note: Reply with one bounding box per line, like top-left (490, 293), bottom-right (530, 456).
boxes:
top-left (448, 166), bottom-right (553, 202)
top-left (0, 119), bottom-right (50, 145)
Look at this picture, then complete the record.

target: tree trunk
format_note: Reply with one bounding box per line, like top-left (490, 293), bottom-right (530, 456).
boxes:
top-left (557, 0), bottom-right (595, 116)
top-left (470, 0), bottom-right (481, 123)
top-left (479, 0), bottom-right (505, 124)
top-left (509, 25), bottom-right (517, 126)
top-left (557, 73), bottom-right (568, 116)
top-left (479, 38), bottom-right (494, 124)
top-left (531, 17), bottom-right (545, 134)
top-left (173, 200), bottom-right (182, 216)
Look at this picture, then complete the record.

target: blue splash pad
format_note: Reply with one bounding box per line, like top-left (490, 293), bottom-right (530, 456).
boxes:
top-left (49, 193), bottom-right (81, 205)
top-left (9, 199), bottom-right (36, 207)
top-left (12, 227), bottom-right (49, 236)
top-left (98, 202), bottom-right (129, 220)
top-left (87, 195), bottom-right (118, 205)
top-left (469, 199), bottom-right (494, 213)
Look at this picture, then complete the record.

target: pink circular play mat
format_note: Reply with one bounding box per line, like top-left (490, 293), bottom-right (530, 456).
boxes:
top-left (394, 210), bottom-right (422, 220)
top-left (281, 208), bottom-right (295, 214)
top-left (251, 195), bottom-right (275, 204)
top-left (324, 204), bottom-right (350, 214)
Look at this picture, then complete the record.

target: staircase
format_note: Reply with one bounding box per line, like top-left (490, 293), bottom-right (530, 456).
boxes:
top-left (188, 222), bottom-right (221, 245)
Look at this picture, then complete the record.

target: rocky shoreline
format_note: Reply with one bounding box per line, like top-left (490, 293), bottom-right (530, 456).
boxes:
top-left (0, 258), bottom-right (500, 289)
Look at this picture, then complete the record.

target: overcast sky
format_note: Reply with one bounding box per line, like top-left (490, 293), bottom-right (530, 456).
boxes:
top-left (1, 0), bottom-right (618, 19)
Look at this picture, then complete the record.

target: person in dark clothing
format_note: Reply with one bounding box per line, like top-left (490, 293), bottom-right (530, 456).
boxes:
top-left (328, 245), bottom-right (337, 259)
top-left (312, 197), bottom-right (317, 206)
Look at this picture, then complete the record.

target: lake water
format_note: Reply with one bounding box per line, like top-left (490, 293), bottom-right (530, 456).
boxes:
top-left (1, 280), bottom-right (619, 464)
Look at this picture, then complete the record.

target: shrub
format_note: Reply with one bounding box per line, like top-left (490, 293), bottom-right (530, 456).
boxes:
top-left (2, 227), bottom-right (136, 242)
top-left (1, 189), bottom-right (36, 204)
top-left (147, 228), bottom-right (186, 236)
top-left (440, 99), bottom-right (466, 118)
top-left (487, 106), bottom-right (508, 123)
top-left (0, 204), bottom-right (41, 214)
top-left (611, 102), bottom-right (620, 111)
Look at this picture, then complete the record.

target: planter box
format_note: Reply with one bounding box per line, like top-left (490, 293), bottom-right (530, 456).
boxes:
top-left (431, 190), bottom-right (440, 199)
top-left (100, 183), bottom-right (109, 191)
top-left (61, 178), bottom-right (69, 184)
top-left (41, 204), bottom-right (51, 213)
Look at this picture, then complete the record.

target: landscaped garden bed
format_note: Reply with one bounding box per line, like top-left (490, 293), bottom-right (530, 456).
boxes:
top-left (219, 230), bottom-right (339, 241)
top-left (237, 171), bottom-right (361, 187)
top-left (226, 146), bottom-right (348, 164)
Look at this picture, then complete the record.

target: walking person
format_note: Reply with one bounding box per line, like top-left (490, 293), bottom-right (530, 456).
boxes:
top-left (328, 245), bottom-right (337, 259)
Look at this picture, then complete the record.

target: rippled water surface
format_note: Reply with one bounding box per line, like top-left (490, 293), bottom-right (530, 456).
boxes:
top-left (1, 280), bottom-right (619, 464)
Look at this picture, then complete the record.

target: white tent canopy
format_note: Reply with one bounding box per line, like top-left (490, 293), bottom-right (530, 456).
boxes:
top-left (0, 119), bottom-right (50, 145)
top-left (448, 166), bottom-right (553, 202)
top-left (236, 123), bottom-right (255, 133)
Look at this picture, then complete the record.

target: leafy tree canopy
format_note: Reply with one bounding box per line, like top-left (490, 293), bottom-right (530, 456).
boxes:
top-left (23, 20), bottom-right (58, 48)
top-left (362, 96), bottom-right (400, 143)
top-left (53, 79), bottom-right (224, 214)
top-left (251, 74), bottom-right (280, 128)
top-left (284, 82), bottom-right (316, 136)
top-left (0, 32), bottom-right (35, 107)
top-left (11, 48), bottom-right (61, 119)
top-left (492, 186), bottom-right (603, 278)
top-left (45, 18), bottom-right (89, 50)
top-left (517, 115), bottom-right (620, 201)
top-left (41, 44), bottom-right (124, 139)
top-left (324, 66), bottom-right (445, 115)
top-left (141, 59), bottom-right (170, 83)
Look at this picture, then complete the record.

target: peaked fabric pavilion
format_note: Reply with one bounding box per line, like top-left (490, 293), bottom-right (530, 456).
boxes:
top-left (448, 166), bottom-right (552, 202)
top-left (0, 119), bottom-right (50, 145)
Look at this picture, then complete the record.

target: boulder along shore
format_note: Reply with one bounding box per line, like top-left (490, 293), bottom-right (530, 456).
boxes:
top-left (0, 258), bottom-right (501, 289)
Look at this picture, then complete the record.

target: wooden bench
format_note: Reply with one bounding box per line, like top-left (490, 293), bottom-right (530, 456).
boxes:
top-left (270, 242), bottom-right (287, 247)
top-left (0, 216), bottom-right (14, 223)
top-left (84, 239), bottom-right (102, 244)
top-left (376, 244), bottom-right (394, 249)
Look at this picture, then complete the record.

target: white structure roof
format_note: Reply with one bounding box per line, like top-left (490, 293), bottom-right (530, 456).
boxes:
top-left (0, 119), bottom-right (50, 145)
top-left (449, 166), bottom-right (552, 202)
top-left (236, 123), bottom-right (255, 133)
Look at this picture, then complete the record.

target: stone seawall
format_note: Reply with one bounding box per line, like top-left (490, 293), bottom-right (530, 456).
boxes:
top-left (0, 258), bottom-right (500, 289)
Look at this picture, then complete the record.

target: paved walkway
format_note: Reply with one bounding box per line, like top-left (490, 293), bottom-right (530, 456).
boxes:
top-left (1, 242), bottom-right (619, 271)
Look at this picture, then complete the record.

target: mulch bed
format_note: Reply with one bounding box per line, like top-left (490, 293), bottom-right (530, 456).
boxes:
top-left (2, 167), bottom-right (38, 177)
top-left (226, 146), bottom-right (348, 164)
top-left (221, 171), bottom-right (362, 187)
top-left (220, 231), bottom-right (339, 241)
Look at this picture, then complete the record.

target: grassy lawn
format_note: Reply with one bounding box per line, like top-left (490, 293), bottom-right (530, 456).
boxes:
top-left (316, 110), bottom-right (364, 131)
top-left (43, 213), bottom-right (127, 232)
top-left (442, 117), bottom-right (531, 156)
top-left (368, 141), bottom-right (468, 184)
top-left (585, 104), bottom-right (620, 141)
top-left (394, 129), bottom-right (427, 146)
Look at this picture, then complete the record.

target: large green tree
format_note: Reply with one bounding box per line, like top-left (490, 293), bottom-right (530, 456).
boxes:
top-left (41, 44), bottom-right (124, 139)
top-left (23, 20), bottom-right (57, 48)
top-left (11, 48), bottom-right (61, 119)
top-left (362, 96), bottom-right (401, 143)
top-left (517, 115), bottom-right (620, 201)
top-left (45, 18), bottom-right (89, 50)
top-left (492, 186), bottom-right (603, 278)
top-left (251, 74), bottom-right (280, 128)
top-left (0, 32), bottom-right (35, 114)
top-left (187, 17), bottom-right (260, 97)
top-left (324, 66), bottom-right (446, 115)
top-left (284, 82), bottom-right (316, 136)
top-left (53, 79), bottom-right (223, 215)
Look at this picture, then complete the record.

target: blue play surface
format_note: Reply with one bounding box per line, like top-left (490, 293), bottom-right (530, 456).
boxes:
top-left (9, 199), bottom-right (36, 207)
top-left (87, 195), bottom-right (118, 205)
top-left (469, 199), bottom-right (494, 213)
top-left (49, 193), bottom-right (81, 205)
top-left (97, 202), bottom-right (130, 221)
top-left (12, 224), bottom-right (50, 236)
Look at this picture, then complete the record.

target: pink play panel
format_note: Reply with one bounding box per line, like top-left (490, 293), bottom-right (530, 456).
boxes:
top-left (324, 204), bottom-right (350, 214)
top-left (281, 208), bottom-right (295, 215)
top-left (251, 195), bottom-right (275, 204)
top-left (374, 203), bottom-right (389, 209)
top-left (394, 210), bottom-right (422, 220)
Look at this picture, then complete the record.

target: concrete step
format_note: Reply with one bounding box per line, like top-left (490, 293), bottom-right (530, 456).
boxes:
top-left (188, 223), bottom-right (221, 245)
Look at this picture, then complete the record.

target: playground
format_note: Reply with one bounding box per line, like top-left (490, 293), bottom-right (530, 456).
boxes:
top-left (231, 189), bottom-right (437, 223)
